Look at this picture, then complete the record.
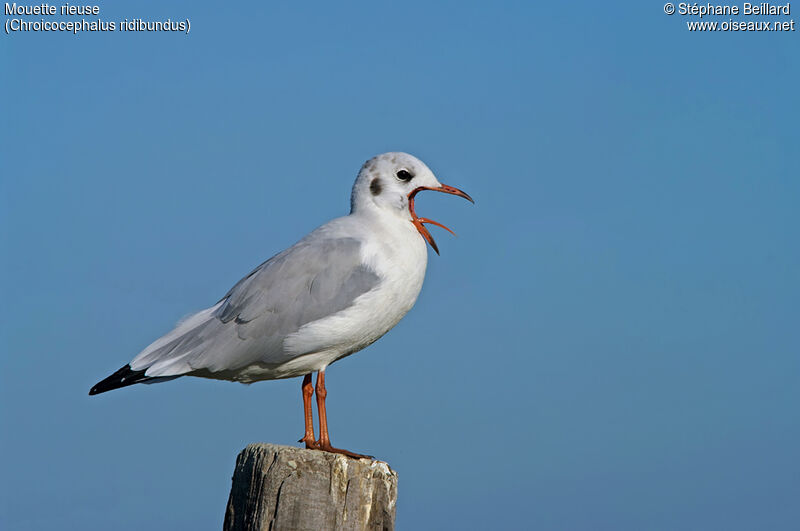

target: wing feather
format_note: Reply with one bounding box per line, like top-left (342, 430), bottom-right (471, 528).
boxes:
top-left (131, 236), bottom-right (380, 377)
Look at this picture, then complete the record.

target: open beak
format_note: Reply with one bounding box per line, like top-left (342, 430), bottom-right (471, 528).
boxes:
top-left (408, 184), bottom-right (474, 254)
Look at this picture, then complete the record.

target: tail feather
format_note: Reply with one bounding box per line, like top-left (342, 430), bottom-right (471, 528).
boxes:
top-left (88, 364), bottom-right (180, 395)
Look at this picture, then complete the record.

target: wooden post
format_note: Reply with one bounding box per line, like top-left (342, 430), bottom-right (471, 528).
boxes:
top-left (224, 443), bottom-right (398, 531)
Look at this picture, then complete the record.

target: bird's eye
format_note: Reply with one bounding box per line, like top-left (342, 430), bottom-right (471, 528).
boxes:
top-left (396, 169), bottom-right (414, 182)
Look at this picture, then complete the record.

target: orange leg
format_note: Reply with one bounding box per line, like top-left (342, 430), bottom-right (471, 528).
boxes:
top-left (314, 370), bottom-right (372, 459)
top-left (298, 374), bottom-right (319, 449)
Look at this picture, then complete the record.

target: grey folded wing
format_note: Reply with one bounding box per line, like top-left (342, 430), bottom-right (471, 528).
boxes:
top-left (131, 236), bottom-right (381, 376)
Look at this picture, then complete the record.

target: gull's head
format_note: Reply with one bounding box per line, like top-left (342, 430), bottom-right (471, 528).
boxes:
top-left (351, 152), bottom-right (473, 254)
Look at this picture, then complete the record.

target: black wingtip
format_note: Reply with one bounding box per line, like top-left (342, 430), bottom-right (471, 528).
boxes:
top-left (89, 364), bottom-right (149, 396)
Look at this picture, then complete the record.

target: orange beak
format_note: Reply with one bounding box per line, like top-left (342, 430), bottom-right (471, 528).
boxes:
top-left (408, 184), bottom-right (474, 254)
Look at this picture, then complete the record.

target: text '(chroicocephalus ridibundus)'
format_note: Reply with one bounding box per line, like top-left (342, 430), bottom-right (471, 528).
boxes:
top-left (89, 152), bottom-right (473, 458)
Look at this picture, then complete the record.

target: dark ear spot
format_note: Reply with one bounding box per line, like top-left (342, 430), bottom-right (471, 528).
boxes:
top-left (370, 178), bottom-right (382, 196)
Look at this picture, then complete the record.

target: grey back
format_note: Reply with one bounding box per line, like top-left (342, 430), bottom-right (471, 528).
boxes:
top-left (134, 236), bottom-right (381, 374)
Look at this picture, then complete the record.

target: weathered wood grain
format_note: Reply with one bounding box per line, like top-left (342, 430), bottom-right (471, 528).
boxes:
top-left (224, 444), bottom-right (397, 531)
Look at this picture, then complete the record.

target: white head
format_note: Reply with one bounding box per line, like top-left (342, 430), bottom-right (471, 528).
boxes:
top-left (350, 152), bottom-right (473, 254)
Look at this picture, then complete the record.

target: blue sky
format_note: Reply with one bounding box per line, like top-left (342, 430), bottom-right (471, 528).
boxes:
top-left (2, 1), bottom-right (798, 529)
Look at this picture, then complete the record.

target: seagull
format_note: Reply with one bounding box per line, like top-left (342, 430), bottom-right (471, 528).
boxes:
top-left (89, 152), bottom-right (473, 458)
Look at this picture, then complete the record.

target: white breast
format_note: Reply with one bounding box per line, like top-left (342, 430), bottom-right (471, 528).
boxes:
top-left (272, 214), bottom-right (428, 378)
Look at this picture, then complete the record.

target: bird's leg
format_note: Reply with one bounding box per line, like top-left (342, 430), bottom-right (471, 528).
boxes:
top-left (314, 370), bottom-right (372, 459)
top-left (298, 374), bottom-right (319, 449)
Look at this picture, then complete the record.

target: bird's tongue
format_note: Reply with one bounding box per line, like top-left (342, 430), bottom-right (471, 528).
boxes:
top-left (408, 188), bottom-right (457, 256)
